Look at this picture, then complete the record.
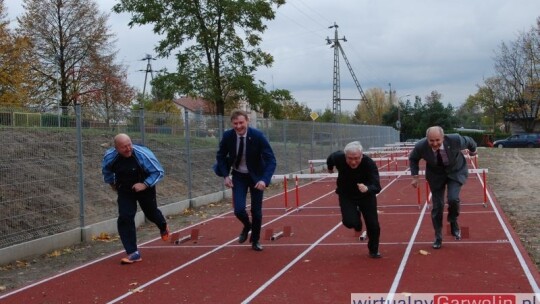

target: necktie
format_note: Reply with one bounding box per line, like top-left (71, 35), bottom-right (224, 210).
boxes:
top-left (235, 136), bottom-right (244, 168)
top-left (436, 149), bottom-right (444, 166)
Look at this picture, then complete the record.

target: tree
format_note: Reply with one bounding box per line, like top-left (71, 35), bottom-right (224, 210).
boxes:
top-left (0, 0), bottom-right (33, 105)
top-left (17, 0), bottom-right (122, 115)
top-left (493, 21), bottom-right (540, 132)
top-left (353, 87), bottom-right (391, 125)
top-left (464, 78), bottom-right (506, 132)
top-left (83, 52), bottom-right (136, 126)
top-left (113, 0), bottom-right (285, 118)
top-left (421, 91), bottom-right (458, 129)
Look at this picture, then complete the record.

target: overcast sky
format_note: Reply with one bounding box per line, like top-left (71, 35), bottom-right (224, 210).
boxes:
top-left (6, 0), bottom-right (540, 112)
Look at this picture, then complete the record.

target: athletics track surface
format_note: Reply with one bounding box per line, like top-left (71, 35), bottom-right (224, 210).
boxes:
top-left (1, 150), bottom-right (539, 303)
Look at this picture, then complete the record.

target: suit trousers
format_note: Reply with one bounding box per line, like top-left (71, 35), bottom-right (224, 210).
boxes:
top-left (231, 171), bottom-right (264, 242)
top-left (338, 195), bottom-right (380, 254)
top-left (430, 178), bottom-right (462, 240)
top-left (117, 187), bottom-right (167, 254)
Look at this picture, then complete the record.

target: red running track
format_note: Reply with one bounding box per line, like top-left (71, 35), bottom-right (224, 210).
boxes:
top-left (1, 155), bottom-right (539, 303)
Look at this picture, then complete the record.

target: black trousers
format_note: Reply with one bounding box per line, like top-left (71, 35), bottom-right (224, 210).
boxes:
top-left (429, 178), bottom-right (462, 240)
top-left (117, 187), bottom-right (167, 254)
top-left (338, 195), bottom-right (380, 254)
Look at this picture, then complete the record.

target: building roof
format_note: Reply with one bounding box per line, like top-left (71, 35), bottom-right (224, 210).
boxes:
top-left (173, 96), bottom-right (215, 114)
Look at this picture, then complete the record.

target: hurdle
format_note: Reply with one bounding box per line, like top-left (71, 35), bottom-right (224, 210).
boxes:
top-left (282, 175), bottom-right (293, 212)
top-left (273, 168), bottom-right (488, 210)
top-left (264, 226), bottom-right (293, 241)
top-left (170, 229), bottom-right (200, 245)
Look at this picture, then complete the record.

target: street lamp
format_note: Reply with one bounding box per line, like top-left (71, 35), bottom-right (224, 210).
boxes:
top-left (396, 94), bottom-right (411, 130)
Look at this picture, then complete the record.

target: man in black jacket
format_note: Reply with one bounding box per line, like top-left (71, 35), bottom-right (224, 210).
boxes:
top-left (327, 141), bottom-right (382, 258)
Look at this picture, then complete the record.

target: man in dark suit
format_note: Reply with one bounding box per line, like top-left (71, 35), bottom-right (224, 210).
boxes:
top-left (327, 141), bottom-right (382, 258)
top-left (214, 110), bottom-right (277, 251)
top-left (409, 126), bottom-right (477, 249)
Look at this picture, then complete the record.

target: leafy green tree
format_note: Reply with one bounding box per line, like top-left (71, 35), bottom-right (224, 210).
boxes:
top-left (113, 0), bottom-right (285, 118)
top-left (151, 70), bottom-right (179, 101)
top-left (318, 108), bottom-right (335, 123)
top-left (420, 91), bottom-right (458, 130)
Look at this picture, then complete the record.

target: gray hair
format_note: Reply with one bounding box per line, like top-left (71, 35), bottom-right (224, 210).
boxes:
top-left (344, 141), bottom-right (363, 154)
top-left (426, 126), bottom-right (444, 137)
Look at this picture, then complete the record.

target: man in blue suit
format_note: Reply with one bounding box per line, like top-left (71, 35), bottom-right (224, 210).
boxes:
top-left (409, 126), bottom-right (477, 249)
top-left (214, 110), bottom-right (276, 251)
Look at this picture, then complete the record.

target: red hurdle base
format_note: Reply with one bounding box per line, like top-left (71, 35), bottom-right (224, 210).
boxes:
top-left (171, 228), bottom-right (200, 244)
top-left (264, 226), bottom-right (293, 241)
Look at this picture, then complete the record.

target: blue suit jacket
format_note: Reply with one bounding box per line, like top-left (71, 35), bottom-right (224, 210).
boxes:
top-left (214, 127), bottom-right (276, 186)
top-left (409, 134), bottom-right (477, 188)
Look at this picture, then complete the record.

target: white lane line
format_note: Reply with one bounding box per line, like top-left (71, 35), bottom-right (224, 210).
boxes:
top-left (106, 190), bottom-right (337, 303)
top-left (470, 160), bottom-right (539, 293)
top-left (477, 175), bottom-right (540, 293)
top-left (241, 172), bottom-right (403, 302)
top-left (387, 202), bottom-right (428, 297)
top-left (241, 223), bottom-right (342, 304)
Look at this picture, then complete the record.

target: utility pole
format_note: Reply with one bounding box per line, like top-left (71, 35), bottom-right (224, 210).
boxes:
top-left (140, 54), bottom-right (156, 98)
top-left (138, 54), bottom-right (155, 146)
top-left (326, 22), bottom-right (368, 122)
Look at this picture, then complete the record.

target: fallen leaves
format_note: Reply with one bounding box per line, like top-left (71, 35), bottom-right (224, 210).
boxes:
top-left (92, 232), bottom-right (119, 242)
top-left (419, 249), bottom-right (430, 256)
top-left (0, 260), bottom-right (30, 271)
top-left (129, 282), bottom-right (143, 293)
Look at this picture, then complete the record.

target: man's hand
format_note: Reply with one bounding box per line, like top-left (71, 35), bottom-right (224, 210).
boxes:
top-left (255, 181), bottom-right (266, 191)
top-left (132, 182), bottom-right (148, 192)
top-left (462, 149), bottom-right (477, 157)
top-left (358, 183), bottom-right (368, 193)
top-left (224, 176), bottom-right (233, 188)
top-left (110, 183), bottom-right (117, 191)
top-left (411, 176), bottom-right (419, 188)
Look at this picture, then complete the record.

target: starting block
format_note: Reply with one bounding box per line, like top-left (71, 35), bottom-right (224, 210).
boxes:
top-left (354, 230), bottom-right (368, 241)
top-left (264, 226), bottom-right (293, 241)
top-left (170, 229), bottom-right (200, 245)
top-left (446, 226), bottom-right (470, 239)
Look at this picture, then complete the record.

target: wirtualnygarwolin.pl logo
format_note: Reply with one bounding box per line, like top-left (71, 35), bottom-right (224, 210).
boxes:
top-left (351, 293), bottom-right (539, 304)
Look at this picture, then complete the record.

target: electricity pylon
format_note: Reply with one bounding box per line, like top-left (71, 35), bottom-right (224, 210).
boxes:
top-left (326, 23), bottom-right (368, 120)
top-left (140, 54), bottom-right (156, 98)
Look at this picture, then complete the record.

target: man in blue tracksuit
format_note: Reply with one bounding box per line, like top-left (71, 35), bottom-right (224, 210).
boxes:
top-left (102, 133), bottom-right (169, 264)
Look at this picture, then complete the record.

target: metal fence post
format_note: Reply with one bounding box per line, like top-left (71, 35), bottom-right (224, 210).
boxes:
top-left (283, 119), bottom-right (289, 173)
top-left (184, 111), bottom-right (192, 200)
top-left (75, 105), bottom-right (85, 239)
top-left (140, 108), bottom-right (146, 146)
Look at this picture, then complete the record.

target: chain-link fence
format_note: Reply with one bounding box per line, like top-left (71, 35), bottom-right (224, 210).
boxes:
top-left (0, 104), bottom-right (399, 251)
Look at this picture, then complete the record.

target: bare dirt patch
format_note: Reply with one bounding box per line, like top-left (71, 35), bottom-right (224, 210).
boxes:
top-left (0, 148), bottom-right (538, 293)
top-left (478, 148), bottom-right (540, 271)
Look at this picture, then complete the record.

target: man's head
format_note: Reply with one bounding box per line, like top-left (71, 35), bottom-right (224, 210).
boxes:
top-left (114, 133), bottom-right (133, 158)
top-left (230, 110), bottom-right (249, 136)
top-left (343, 141), bottom-right (363, 169)
top-left (426, 126), bottom-right (445, 150)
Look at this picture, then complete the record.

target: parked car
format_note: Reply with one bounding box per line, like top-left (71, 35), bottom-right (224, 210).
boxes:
top-left (493, 133), bottom-right (540, 148)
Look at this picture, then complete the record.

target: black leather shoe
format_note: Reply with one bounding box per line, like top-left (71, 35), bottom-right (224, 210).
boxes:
top-left (238, 226), bottom-right (250, 244)
top-left (432, 239), bottom-right (442, 249)
top-left (369, 252), bottom-right (382, 259)
top-left (450, 222), bottom-right (461, 240)
top-left (251, 242), bottom-right (263, 251)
